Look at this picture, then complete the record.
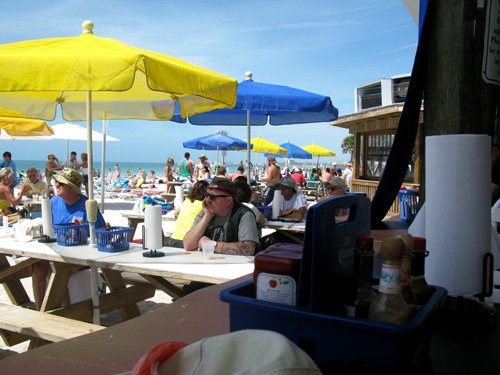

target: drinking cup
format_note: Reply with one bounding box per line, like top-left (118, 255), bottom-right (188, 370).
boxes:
top-left (201, 239), bottom-right (216, 257)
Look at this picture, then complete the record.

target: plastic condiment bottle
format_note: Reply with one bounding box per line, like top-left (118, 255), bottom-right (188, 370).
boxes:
top-left (2, 211), bottom-right (8, 237)
top-left (411, 236), bottom-right (431, 304)
top-left (399, 234), bottom-right (418, 318)
top-left (353, 235), bottom-right (376, 318)
top-left (369, 237), bottom-right (409, 324)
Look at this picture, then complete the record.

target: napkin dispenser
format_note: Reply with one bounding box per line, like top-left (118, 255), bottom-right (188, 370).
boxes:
top-left (297, 194), bottom-right (371, 313)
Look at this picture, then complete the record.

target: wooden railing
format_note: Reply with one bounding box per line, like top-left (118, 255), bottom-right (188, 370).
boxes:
top-left (350, 179), bottom-right (420, 216)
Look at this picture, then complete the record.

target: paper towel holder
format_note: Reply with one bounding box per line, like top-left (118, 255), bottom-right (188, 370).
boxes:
top-left (141, 225), bottom-right (165, 258)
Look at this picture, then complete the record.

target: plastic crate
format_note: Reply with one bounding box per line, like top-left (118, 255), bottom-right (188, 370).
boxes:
top-left (398, 189), bottom-right (419, 221)
top-left (53, 224), bottom-right (89, 246)
top-left (95, 226), bottom-right (133, 253)
top-left (256, 205), bottom-right (272, 220)
top-left (220, 280), bottom-right (447, 374)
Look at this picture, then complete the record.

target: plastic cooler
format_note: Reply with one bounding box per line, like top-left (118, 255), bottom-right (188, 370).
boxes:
top-left (220, 281), bottom-right (446, 373)
top-left (95, 226), bottom-right (133, 252)
top-left (53, 224), bottom-right (89, 246)
top-left (398, 189), bottom-right (419, 221)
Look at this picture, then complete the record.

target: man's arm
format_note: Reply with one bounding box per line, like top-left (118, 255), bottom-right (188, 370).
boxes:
top-left (216, 240), bottom-right (255, 256)
top-left (183, 210), bottom-right (213, 251)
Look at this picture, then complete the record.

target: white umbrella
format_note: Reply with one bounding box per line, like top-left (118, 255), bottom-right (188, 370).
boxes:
top-left (49, 123), bottom-right (119, 160)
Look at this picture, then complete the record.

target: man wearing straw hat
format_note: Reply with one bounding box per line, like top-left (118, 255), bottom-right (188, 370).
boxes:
top-left (31, 168), bottom-right (106, 310)
top-left (51, 168), bottom-right (106, 227)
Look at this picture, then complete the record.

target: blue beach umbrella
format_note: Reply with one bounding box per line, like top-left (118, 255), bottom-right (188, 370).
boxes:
top-left (174, 72), bottom-right (338, 182)
top-left (265, 141), bottom-right (313, 160)
top-left (183, 132), bottom-right (250, 150)
top-left (183, 132), bottom-right (251, 164)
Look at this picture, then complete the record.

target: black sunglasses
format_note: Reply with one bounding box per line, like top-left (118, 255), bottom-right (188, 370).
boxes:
top-left (206, 193), bottom-right (231, 200)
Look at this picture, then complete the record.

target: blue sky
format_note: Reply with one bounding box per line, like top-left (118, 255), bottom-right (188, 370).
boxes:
top-left (0, 0), bottom-right (417, 165)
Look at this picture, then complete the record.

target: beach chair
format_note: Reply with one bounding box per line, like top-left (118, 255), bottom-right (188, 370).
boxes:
top-left (303, 180), bottom-right (322, 201)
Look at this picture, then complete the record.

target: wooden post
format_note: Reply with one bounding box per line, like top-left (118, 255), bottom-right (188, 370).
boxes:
top-left (421, 0), bottom-right (499, 199)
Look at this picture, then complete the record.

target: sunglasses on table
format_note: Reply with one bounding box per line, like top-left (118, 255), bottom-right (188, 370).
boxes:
top-left (206, 193), bottom-right (231, 201)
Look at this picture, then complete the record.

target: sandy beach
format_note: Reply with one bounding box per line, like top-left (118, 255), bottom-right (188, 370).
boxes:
top-left (0, 198), bottom-right (176, 359)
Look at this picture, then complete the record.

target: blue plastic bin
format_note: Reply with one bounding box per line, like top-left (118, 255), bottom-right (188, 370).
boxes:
top-left (220, 280), bottom-right (447, 374)
top-left (53, 224), bottom-right (89, 246)
top-left (95, 226), bottom-right (133, 253)
top-left (398, 189), bottom-right (419, 221)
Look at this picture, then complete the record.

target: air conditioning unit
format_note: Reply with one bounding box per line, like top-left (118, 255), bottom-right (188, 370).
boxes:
top-left (354, 74), bottom-right (411, 112)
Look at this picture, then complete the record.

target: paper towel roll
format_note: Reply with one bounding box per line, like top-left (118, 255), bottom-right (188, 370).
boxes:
top-left (144, 205), bottom-right (163, 250)
top-left (41, 198), bottom-right (54, 238)
top-left (271, 190), bottom-right (283, 219)
top-left (174, 186), bottom-right (184, 209)
top-left (408, 203), bottom-right (426, 238)
top-left (425, 134), bottom-right (491, 296)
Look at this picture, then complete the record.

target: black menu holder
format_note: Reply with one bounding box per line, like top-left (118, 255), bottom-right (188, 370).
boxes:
top-left (297, 194), bottom-right (371, 313)
top-left (38, 226), bottom-right (56, 243)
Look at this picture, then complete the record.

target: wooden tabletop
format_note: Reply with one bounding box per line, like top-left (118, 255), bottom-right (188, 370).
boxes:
top-left (1, 273), bottom-right (499, 374)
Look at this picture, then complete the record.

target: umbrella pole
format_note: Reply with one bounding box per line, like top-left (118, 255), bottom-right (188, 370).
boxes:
top-left (316, 155), bottom-right (319, 170)
top-left (246, 109), bottom-right (251, 184)
top-left (86, 91), bottom-right (100, 326)
top-left (100, 115), bottom-right (107, 213)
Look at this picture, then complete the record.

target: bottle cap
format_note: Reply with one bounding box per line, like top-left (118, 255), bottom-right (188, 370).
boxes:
top-left (413, 237), bottom-right (426, 252)
top-left (355, 235), bottom-right (373, 249)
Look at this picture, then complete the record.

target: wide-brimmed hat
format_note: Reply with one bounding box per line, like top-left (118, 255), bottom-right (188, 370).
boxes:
top-left (54, 168), bottom-right (83, 194)
top-left (277, 176), bottom-right (297, 190)
top-left (209, 177), bottom-right (237, 197)
top-left (324, 176), bottom-right (346, 190)
top-left (47, 154), bottom-right (56, 159)
top-left (199, 154), bottom-right (207, 160)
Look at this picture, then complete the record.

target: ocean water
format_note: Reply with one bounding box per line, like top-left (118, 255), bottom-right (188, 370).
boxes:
top-left (13, 159), bottom-right (327, 177)
top-left (13, 159), bottom-right (242, 177)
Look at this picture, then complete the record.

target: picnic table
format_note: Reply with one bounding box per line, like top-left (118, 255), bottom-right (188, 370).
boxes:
top-left (264, 220), bottom-right (306, 244)
top-left (0, 236), bottom-right (253, 348)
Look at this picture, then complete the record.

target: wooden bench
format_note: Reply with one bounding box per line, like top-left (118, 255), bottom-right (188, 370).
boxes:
top-left (0, 303), bottom-right (105, 346)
